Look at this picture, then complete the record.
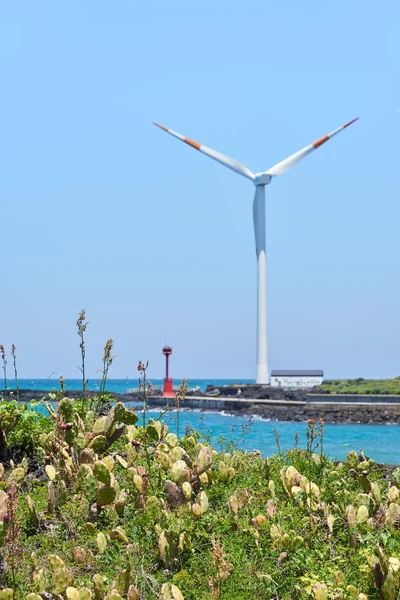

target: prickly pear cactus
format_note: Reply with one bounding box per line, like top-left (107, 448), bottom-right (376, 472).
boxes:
top-left (54, 480), bottom-right (67, 507)
top-left (158, 530), bottom-right (178, 568)
top-left (197, 491), bottom-right (209, 514)
top-left (97, 532), bottom-right (107, 554)
top-left (48, 554), bottom-right (65, 570)
top-left (357, 505), bottom-right (369, 523)
top-left (93, 574), bottom-right (106, 600)
top-left (165, 433), bottom-right (179, 448)
top-left (96, 485), bottom-right (117, 507)
top-left (182, 481), bottom-right (192, 501)
top-left (157, 452), bottom-right (172, 471)
top-left (161, 583), bottom-right (185, 600)
top-left (313, 583), bottom-right (328, 600)
top-left (94, 461), bottom-right (111, 485)
top-left (347, 450), bottom-right (359, 468)
top-left (196, 446), bottom-right (212, 475)
top-left (93, 416), bottom-right (107, 435)
top-left (77, 464), bottom-right (93, 483)
top-left (89, 435), bottom-right (107, 452)
top-left (179, 531), bottom-right (191, 552)
top-left (105, 593), bottom-right (124, 600)
top-left (26, 594), bottom-right (42, 600)
top-left (32, 568), bottom-right (46, 592)
top-left (109, 527), bottom-right (129, 544)
top-left (66, 588), bottom-right (80, 600)
top-left (171, 460), bottom-right (190, 484)
top-left (72, 546), bottom-right (87, 564)
top-left (146, 495), bottom-right (161, 518)
top-left (80, 448), bottom-right (96, 465)
top-left (52, 568), bottom-right (73, 594)
top-left (83, 474), bottom-right (98, 503)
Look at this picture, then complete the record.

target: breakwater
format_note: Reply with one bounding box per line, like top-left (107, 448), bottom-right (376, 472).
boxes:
top-left (144, 396), bottom-right (400, 424)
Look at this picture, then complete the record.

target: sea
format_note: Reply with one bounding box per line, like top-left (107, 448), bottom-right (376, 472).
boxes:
top-left (5, 378), bottom-right (400, 464)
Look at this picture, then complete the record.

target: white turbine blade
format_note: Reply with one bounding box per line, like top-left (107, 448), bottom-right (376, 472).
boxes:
top-left (266, 118), bottom-right (359, 177)
top-left (153, 122), bottom-right (255, 180)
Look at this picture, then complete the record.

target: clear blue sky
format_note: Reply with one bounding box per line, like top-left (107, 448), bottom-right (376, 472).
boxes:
top-left (1, 1), bottom-right (399, 380)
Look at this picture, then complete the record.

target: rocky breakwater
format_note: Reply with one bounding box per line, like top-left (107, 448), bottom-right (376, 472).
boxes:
top-left (202, 384), bottom-right (310, 402)
top-left (200, 385), bottom-right (400, 424)
top-left (234, 402), bottom-right (400, 424)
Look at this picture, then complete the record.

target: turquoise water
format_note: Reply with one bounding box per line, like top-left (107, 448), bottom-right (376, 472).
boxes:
top-left (9, 378), bottom-right (251, 394)
top-left (130, 408), bottom-right (400, 464)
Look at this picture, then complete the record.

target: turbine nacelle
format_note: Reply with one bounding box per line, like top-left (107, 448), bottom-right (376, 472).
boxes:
top-left (254, 173), bottom-right (272, 186)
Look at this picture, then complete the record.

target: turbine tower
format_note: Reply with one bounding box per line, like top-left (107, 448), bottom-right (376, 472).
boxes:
top-left (154, 118), bottom-right (358, 384)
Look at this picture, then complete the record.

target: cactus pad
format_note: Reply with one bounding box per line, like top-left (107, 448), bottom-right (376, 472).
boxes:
top-left (89, 435), bottom-right (107, 452)
top-left (72, 546), bottom-right (87, 564)
top-left (92, 416), bottom-right (107, 434)
top-left (94, 461), bottom-right (111, 485)
top-left (97, 484), bottom-right (117, 507)
top-left (196, 446), bottom-right (212, 475)
top-left (93, 574), bottom-right (105, 600)
top-left (52, 568), bottom-right (73, 594)
top-left (80, 448), bottom-right (96, 465)
top-left (66, 588), bottom-right (80, 600)
top-left (109, 527), bottom-right (129, 544)
top-left (48, 554), bottom-right (65, 570)
top-left (96, 531), bottom-right (107, 554)
top-left (77, 464), bottom-right (93, 483)
top-left (165, 433), bottom-right (179, 448)
top-left (171, 460), bottom-right (190, 484)
top-left (83, 473), bottom-right (98, 503)
top-left (32, 568), bottom-right (46, 592)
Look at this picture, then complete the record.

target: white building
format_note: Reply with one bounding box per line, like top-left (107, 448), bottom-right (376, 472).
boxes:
top-left (270, 370), bottom-right (324, 389)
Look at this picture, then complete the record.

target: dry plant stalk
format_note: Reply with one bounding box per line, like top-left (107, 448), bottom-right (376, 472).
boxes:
top-left (174, 378), bottom-right (189, 436)
top-left (100, 338), bottom-right (115, 394)
top-left (208, 536), bottom-right (233, 599)
top-left (137, 360), bottom-right (151, 426)
top-left (10, 345), bottom-right (19, 403)
top-left (76, 309), bottom-right (89, 402)
top-left (58, 375), bottom-right (65, 400)
top-left (0, 345), bottom-right (7, 399)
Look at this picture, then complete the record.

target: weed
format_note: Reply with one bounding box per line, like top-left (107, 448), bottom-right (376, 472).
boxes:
top-left (76, 309), bottom-right (89, 406)
top-left (10, 346), bottom-right (18, 404)
top-left (0, 346), bottom-right (6, 400)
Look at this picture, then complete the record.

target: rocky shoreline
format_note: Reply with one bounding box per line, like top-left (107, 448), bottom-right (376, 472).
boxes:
top-left (218, 402), bottom-right (400, 425)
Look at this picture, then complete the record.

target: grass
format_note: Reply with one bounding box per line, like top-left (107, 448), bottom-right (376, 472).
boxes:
top-left (314, 378), bottom-right (400, 395)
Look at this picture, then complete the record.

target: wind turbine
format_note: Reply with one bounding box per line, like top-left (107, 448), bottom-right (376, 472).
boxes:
top-left (153, 118), bottom-right (358, 384)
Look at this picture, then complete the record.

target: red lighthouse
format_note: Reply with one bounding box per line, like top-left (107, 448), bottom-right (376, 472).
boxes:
top-left (162, 345), bottom-right (174, 397)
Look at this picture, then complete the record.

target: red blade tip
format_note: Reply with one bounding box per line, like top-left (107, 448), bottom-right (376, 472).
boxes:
top-left (344, 117), bottom-right (359, 128)
top-left (153, 122), bottom-right (168, 132)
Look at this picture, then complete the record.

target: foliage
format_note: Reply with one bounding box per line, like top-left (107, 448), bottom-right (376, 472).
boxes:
top-left (0, 400), bottom-right (52, 458)
top-left (315, 378), bottom-right (400, 395)
top-left (0, 398), bottom-right (397, 600)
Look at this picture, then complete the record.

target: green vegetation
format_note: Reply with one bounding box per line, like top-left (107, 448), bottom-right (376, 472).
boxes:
top-left (315, 378), bottom-right (400, 395)
top-left (0, 312), bottom-right (399, 598)
top-left (0, 397), bottom-right (397, 599)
